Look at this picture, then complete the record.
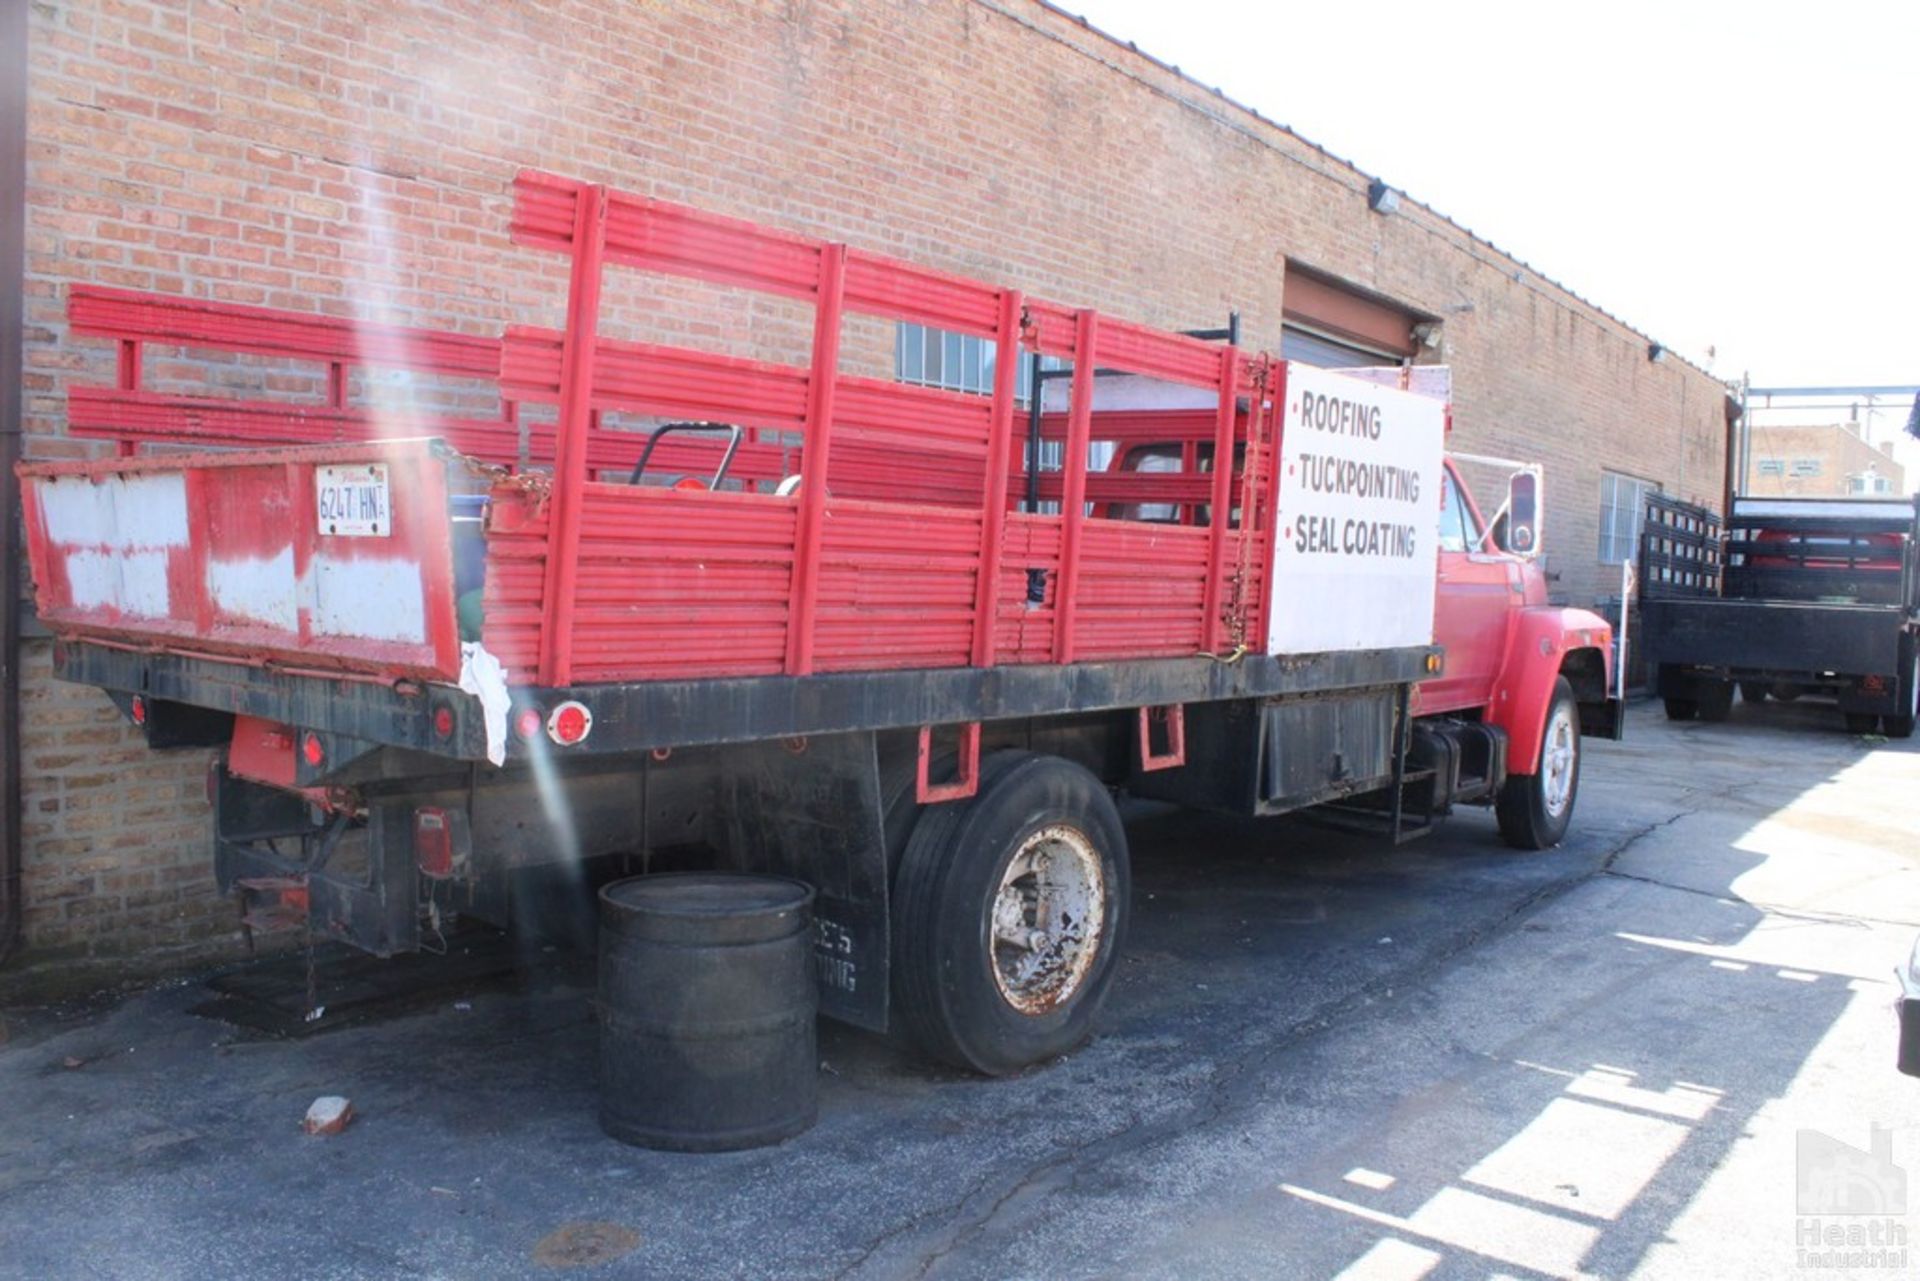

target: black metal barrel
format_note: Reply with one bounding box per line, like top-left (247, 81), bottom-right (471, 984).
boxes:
top-left (597, 872), bottom-right (818, 1152)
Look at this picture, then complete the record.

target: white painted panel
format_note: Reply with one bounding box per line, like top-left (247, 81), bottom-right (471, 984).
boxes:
top-left (117, 549), bottom-right (172, 618)
top-left (64, 548), bottom-right (121, 611)
top-left (310, 554), bottom-right (426, 644)
top-left (36, 477), bottom-right (116, 547)
top-left (207, 548), bottom-right (298, 630)
top-left (37, 472), bottom-right (189, 549)
top-left (105, 473), bottom-right (190, 547)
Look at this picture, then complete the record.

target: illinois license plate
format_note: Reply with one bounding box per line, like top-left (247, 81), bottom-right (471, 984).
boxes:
top-left (316, 463), bottom-right (392, 537)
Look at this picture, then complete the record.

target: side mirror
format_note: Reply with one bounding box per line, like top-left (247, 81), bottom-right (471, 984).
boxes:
top-left (1503, 469), bottom-right (1541, 558)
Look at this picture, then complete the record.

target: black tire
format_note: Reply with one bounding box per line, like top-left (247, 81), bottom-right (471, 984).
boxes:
top-left (1739, 681), bottom-right (1768, 704)
top-left (1769, 683), bottom-right (1802, 703)
top-left (1884, 653), bottom-right (1920, 740)
top-left (1845, 712), bottom-right (1879, 736)
top-left (1496, 676), bottom-right (1581, 850)
top-left (1663, 697), bottom-right (1699, 721)
top-left (891, 751), bottom-right (1129, 1076)
top-left (1696, 680), bottom-right (1734, 722)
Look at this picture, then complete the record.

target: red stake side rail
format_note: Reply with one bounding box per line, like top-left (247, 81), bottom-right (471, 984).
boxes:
top-left (39, 171), bottom-right (1283, 692)
top-left (493, 169), bottom-right (1274, 687)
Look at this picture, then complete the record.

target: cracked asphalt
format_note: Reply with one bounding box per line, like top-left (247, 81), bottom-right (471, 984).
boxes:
top-left (1, 697), bottom-right (1917, 1279)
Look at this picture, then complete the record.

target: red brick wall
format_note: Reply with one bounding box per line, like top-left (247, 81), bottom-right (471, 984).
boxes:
top-left (15, 0), bottom-right (1728, 961)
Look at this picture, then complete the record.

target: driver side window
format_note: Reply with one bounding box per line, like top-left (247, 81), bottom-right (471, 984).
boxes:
top-left (1438, 469), bottom-right (1470, 553)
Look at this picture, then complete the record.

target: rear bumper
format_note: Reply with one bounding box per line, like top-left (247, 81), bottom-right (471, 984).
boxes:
top-left (54, 639), bottom-right (488, 761)
top-left (1640, 598), bottom-right (1904, 678)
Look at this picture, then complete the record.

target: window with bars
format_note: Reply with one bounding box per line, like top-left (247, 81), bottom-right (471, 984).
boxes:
top-left (894, 323), bottom-right (1051, 400)
top-left (894, 321), bottom-right (1070, 481)
top-left (1599, 470), bottom-right (1660, 564)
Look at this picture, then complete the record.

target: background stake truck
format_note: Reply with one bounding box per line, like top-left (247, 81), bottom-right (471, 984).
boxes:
top-left (17, 172), bottom-right (1620, 1075)
top-left (1640, 492), bottom-right (1920, 737)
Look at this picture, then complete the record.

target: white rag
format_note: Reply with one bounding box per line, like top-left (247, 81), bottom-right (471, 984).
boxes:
top-left (458, 641), bottom-right (512, 766)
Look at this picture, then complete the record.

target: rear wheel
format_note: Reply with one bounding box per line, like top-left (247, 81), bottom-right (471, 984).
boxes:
top-left (1769, 683), bottom-right (1802, 703)
top-left (891, 752), bottom-right (1130, 1075)
top-left (1663, 698), bottom-right (1699, 721)
top-left (1845, 712), bottom-right (1880, 736)
top-left (1738, 681), bottom-right (1768, 704)
top-left (1496, 676), bottom-right (1580, 850)
top-left (1696, 680), bottom-right (1735, 722)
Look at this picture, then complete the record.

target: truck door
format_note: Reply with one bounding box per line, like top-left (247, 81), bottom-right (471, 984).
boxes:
top-left (1421, 463), bottom-right (1514, 713)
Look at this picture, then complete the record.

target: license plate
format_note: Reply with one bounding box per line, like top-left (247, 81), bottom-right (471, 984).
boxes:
top-left (315, 463), bottom-right (392, 537)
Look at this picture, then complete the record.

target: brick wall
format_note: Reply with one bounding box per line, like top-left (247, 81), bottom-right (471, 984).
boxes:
top-left (14, 0), bottom-right (1730, 962)
top-left (1745, 424), bottom-right (1905, 497)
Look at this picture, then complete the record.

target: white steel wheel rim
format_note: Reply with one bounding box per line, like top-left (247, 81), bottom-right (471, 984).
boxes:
top-left (988, 824), bottom-right (1107, 1016)
top-left (1541, 704), bottom-right (1577, 818)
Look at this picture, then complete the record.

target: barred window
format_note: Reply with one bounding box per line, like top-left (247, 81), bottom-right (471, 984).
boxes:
top-left (1599, 470), bottom-right (1659, 565)
top-left (895, 323), bottom-right (1053, 399)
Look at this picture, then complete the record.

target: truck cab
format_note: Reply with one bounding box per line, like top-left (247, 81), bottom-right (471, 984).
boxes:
top-left (1104, 395), bottom-right (1622, 849)
top-left (1422, 453), bottom-right (1620, 846)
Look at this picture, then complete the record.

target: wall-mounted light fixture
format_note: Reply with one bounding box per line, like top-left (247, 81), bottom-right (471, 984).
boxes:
top-left (1647, 342), bottom-right (1667, 363)
top-left (1411, 321), bottom-right (1442, 350)
top-left (1367, 178), bottom-right (1400, 215)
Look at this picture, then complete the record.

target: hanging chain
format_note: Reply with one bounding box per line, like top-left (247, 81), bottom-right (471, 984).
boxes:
top-left (1225, 357), bottom-right (1272, 652)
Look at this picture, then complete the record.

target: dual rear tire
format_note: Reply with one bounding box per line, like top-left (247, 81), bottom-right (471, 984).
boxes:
top-left (890, 752), bottom-right (1130, 1076)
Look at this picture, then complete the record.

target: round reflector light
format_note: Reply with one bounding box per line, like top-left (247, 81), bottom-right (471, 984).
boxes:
top-left (514, 707), bottom-right (543, 741)
top-left (547, 701), bottom-right (593, 746)
top-left (302, 732), bottom-right (325, 768)
top-left (130, 694), bottom-right (148, 726)
top-left (432, 705), bottom-right (455, 740)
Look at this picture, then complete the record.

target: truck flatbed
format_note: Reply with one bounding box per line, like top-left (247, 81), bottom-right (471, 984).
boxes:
top-left (1640, 492), bottom-right (1919, 733)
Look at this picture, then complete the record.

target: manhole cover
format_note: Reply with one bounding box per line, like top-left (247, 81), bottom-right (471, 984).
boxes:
top-left (532, 1221), bottom-right (641, 1269)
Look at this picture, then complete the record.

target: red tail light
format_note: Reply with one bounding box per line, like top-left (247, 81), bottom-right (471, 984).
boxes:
top-left (130, 694), bottom-right (148, 726)
top-left (302, 732), bottom-right (325, 768)
top-left (514, 707), bottom-right (543, 741)
top-left (546, 700), bottom-right (592, 746)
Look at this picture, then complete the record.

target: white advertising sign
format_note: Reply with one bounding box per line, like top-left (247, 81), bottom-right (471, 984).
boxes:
top-left (1268, 366), bottom-right (1446, 654)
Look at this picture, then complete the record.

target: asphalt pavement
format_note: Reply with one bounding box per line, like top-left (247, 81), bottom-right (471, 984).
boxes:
top-left (0, 697), bottom-right (1915, 1280)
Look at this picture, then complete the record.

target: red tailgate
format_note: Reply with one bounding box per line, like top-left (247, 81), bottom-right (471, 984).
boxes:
top-left (18, 438), bottom-right (465, 683)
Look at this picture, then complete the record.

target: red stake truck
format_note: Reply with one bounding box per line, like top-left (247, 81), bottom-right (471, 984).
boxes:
top-left (18, 172), bottom-right (1620, 1073)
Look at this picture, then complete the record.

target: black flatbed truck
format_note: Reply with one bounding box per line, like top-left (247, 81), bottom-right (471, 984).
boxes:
top-left (1639, 493), bottom-right (1920, 736)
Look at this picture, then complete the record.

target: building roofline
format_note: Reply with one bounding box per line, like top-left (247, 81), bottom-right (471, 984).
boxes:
top-left (1021, 0), bottom-right (1723, 384)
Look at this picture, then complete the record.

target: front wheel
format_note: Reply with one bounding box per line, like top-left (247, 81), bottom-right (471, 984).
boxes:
top-left (1496, 676), bottom-right (1581, 850)
top-left (891, 752), bottom-right (1130, 1076)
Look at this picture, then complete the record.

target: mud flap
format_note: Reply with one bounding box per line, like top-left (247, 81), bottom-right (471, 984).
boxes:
top-left (715, 732), bottom-right (890, 1033)
top-left (1580, 696), bottom-right (1626, 741)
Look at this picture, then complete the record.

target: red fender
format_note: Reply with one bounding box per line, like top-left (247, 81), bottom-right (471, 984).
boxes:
top-left (1488, 606), bottom-right (1614, 774)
